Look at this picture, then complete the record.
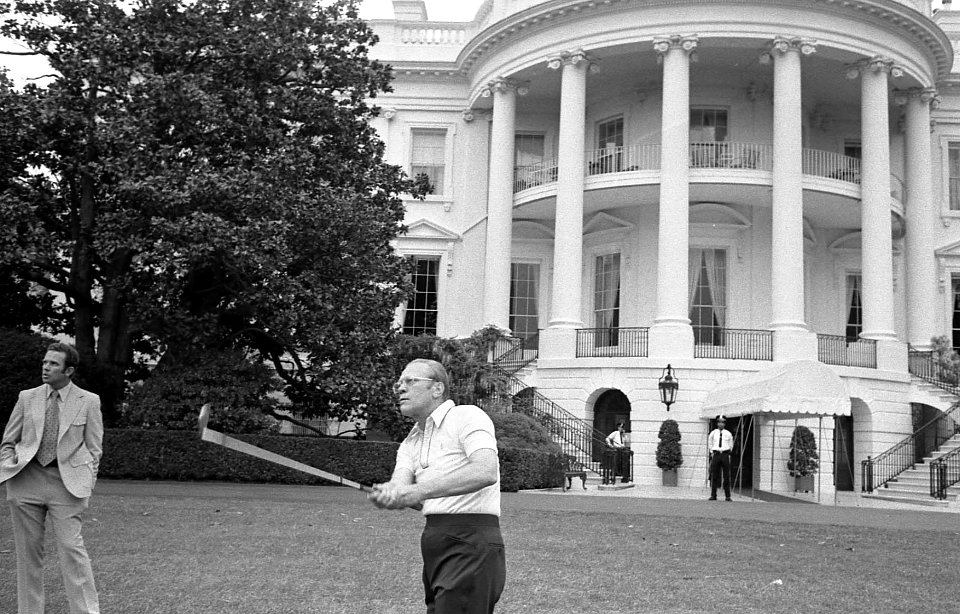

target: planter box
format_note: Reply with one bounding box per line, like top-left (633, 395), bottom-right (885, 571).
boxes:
top-left (794, 474), bottom-right (815, 493)
top-left (662, 469), bottom-right (678, 487)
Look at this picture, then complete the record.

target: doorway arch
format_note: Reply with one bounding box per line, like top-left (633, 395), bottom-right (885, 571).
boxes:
top-left (592, 389), bottom-right (631, 461)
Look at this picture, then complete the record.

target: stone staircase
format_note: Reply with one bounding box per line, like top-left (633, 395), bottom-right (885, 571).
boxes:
top-left (862, 434), bottom-right (960, 508)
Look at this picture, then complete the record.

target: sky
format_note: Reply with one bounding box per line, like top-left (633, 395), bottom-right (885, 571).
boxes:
top-left (357, 0), bottom-right (484, 22)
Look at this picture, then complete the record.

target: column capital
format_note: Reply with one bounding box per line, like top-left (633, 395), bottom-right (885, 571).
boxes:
top-left (546, 49), bottom-right (594, 71)
top-left (653, 35), bottom-right (699, 63)
top-left (480, 77), bottom-right (518, 97)
top-left (381, 107), bottom-right (397, 121)
top-left (845, 56), bottom-right (904, 80)
top-left (760, 36), bottom-right (817, 64)
top-left (893, 86), bottom-right (941, 109)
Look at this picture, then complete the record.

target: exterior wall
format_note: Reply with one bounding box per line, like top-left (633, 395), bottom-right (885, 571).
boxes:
top-left (367, 0), bottom-right (960, 502)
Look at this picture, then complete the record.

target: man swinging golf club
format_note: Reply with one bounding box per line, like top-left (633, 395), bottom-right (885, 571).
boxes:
top-left (368, 358), bottom-right (506, 613)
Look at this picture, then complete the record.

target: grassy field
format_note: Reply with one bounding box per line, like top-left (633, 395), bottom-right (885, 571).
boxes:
top-left (0, 481), bottom-right (957, 614)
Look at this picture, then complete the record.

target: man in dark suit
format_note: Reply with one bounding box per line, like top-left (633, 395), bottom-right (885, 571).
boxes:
top-left (1, 342), bottom-right (103, 614)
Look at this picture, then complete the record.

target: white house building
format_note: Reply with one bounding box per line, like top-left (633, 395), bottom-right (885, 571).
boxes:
top-left (365, 0), bottom-right (960, 503)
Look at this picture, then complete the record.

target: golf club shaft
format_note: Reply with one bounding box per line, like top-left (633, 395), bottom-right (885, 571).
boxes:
top-left (201, 427), bottom-right (371, 491)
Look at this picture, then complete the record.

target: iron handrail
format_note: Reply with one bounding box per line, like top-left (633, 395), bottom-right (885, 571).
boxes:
top-left (575, 327), bottom-right (649, 357)
top-left (817, 334), bottom-right (877, 368)
top-left (861, 349), bottom-right (960, 492)
top-left (693, 328), bottom-right (773, 360)
top-left (930, 446), bottom-right (960, 500)
top-left (481, 365), bottom-right (610, 475)
top-left (492, 333), bottom-right (540, 374)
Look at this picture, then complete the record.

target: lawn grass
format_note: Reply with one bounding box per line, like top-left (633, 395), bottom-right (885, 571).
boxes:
top-left (0, 481), bottom-right (957, 614)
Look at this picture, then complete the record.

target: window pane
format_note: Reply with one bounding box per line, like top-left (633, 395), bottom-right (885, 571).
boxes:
top-left (594, 253), bottom-right (621, 346)
top-left (403, 256), bottom-right (440, 336)
top-left (690, 109), bottom-right (728, 142)
top-left (515, 134), bottom-right (545, 167)
top-left (950, 145), bottom-right (960, 211)
top-left (689, 249), bottom-right (726, 345)
top-left (846, 274), bottom-right (862, 342)
top-left (509, 263), bottom-right (540, 339)
top-left (411, 129), bottom-right (446, 194)
top-left (597, 118), bottom-right (624, 148)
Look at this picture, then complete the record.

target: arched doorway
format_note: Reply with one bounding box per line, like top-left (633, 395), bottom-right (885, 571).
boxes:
top-left (592, 389), bottom-right (631, 461)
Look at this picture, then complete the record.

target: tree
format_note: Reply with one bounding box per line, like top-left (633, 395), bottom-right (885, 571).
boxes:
top-left (787, 425), bottom-right (819, 477)
top-left (0, 0), bottom-right (426, 424)
top-left (0, 328), bottom-right (58, 428)
top-left (655, 419), bottom-right (683, 471)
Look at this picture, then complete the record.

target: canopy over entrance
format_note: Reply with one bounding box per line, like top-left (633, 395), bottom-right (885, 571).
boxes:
top-left (700, 360), bottom-right (850, 419)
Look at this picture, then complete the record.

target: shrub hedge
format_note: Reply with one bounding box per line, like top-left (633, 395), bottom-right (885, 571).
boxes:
top-left (99, 429), bottom-right (563, 492)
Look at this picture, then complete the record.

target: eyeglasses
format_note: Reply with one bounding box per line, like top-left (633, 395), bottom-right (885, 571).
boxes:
top-left (393, 376), bottom-right (435, 392)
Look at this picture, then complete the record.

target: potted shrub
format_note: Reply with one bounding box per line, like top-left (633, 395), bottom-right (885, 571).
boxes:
top-left (656, 419), bottom-right (683, 486)
top-left (788, 425), bottom-right (819, 492)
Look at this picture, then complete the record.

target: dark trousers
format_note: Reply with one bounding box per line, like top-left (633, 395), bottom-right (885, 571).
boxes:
top-left (421, 514), bottom-right (506, 614)
top-left (710, 451), bottom-right (732, 499)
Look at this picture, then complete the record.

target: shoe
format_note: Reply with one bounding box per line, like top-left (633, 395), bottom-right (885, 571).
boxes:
top-left (725, 497), bottom-right (732, 502)
top-left (708, 496), bottom-right (717, 501)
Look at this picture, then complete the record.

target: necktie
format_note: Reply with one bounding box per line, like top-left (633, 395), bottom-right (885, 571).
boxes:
top-left (718, 431), bottom-right (722, 451)
top-left (36, 389), bottom-right (60, 466)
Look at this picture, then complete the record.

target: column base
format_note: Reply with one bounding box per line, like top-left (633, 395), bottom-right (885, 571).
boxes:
top-left (540, 327), bottom-right (578, 360)
top-left (772, 328), bottom-right (818, 362)
top-left (648, 322), bottom-right (694, 359)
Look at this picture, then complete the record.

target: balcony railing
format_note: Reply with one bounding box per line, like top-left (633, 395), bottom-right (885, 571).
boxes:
top-left (693, 328), bottom-right (773, 360)
top-left (513, 160), bottom-right (558, 192)
top-left (492, 333), bottom-right (539, 374)
top-left (817, 334), bottom-right (877, 368)
top-left (575, 327), bottom-right (649, 357)
top-left (513, 143), bottom-right (867, 193)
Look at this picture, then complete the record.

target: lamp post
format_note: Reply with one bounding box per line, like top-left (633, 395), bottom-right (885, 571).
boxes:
top-left (658, 364), bottom-right (678, 410)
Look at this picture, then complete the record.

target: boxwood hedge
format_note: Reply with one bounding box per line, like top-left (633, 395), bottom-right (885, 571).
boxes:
top-left (99, 429), bottom-right (564, 492)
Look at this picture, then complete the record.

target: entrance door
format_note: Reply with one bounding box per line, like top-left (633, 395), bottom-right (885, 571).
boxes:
top-left (718, 415), bottom-right (754, 491)
top-left (834, 415), bottom-right (855, 491)
top-left (592, 390), bottom-right (631, 462)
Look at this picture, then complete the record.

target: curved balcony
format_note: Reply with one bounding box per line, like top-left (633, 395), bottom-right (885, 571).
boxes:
top-left (513, 142), bottom-right (872, 192)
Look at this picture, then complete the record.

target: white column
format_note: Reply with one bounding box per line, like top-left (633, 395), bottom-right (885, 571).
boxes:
top-left (902, 87), bottom-right (939, 350)
top-left (649, 35), bottom-right (697, 358)
top-left (769, 37), bottom-right (818, 360)
top-left (857, 58), bottom-right (897, 341)
top-left (482, 80), bottom-right (517, 330)
top-left (547, 51), bottom-right (589, 330)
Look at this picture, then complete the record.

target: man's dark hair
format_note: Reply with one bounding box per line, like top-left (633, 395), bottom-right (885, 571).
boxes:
top-left (47, 342), bottom-right (80, 372)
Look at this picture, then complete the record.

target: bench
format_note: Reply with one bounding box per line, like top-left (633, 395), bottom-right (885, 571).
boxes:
top-left (561, 457), bottom-right (587, 492)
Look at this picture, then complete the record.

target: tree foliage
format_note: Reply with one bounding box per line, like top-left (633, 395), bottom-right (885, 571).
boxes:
top-left (0, 0), bottom-right (425, 425)
top-left (0, 328), bottom-right (59, 428)
top-left (655, 418), bottom-right (683, 471)
top-left (787, 425), bottom-right (819, 477)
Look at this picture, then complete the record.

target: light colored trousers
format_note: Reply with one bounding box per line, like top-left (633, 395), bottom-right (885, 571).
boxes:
top-left (5, 461), bottom-right (100, 614)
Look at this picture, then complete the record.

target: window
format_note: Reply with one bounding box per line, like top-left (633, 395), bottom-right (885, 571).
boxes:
top-left (594, 253), bottom-right (621, 347)
top-left (952, 275), bottom-right (960, 349)
top-left (690, 108), bottom-right (728, 142)
top-left (597, 117), bottom-right (624, 149)
top-left (689, 249), bottom-right (727, 345)
top-left (514, 134), bottom-right (545, 167)
top-left (509, 263), bottom-right (539, 340)
top-left (594, 118), bottom-right (624, 174)
top-left (410, 129), bottom-right (446, 194)
top-left (949, 143), bottom-right (960, 211)
top-left (845, 274), bottom-right (862, 342)
top-left (402, 256), bottom-right (440, 336)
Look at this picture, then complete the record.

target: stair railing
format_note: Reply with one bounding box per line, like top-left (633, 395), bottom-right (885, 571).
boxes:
top-left (861, 349), bottom-right (960, 493)
top-left (481, 363), bottom-right (610, 475)
top-left (930, 446), bottom-right (960, 500)
top-left (492, 333), bottom-right (540, 374)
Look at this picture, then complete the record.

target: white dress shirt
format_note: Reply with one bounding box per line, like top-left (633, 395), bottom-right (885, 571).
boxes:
top-left (708, 428), bottom-right (733, 453)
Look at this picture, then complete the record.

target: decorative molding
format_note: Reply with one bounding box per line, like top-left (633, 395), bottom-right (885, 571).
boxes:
top-left (893, 87), bottom-right (941, 110)
top-left (480, 77), bottom-right (518, 98)
top-left (546, 49), bottom-right (593, 71)
top-left (382, 108), bottom-right (397, 121)
top-left (653, 35), bottom-right (699, 64)
top-left (461, 109), bottom-right (476, 123)
top-left (845, 56), bottom-right (904, 80)
top-left (769, 36), bottom-right (817, 58)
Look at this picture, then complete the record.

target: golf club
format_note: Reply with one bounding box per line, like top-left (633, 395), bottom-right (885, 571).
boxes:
top-left (199, 405), bottom-right (422, 510)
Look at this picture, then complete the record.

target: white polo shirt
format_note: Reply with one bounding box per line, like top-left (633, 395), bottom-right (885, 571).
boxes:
top-left (396, 400), bottom-right (501, 516)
